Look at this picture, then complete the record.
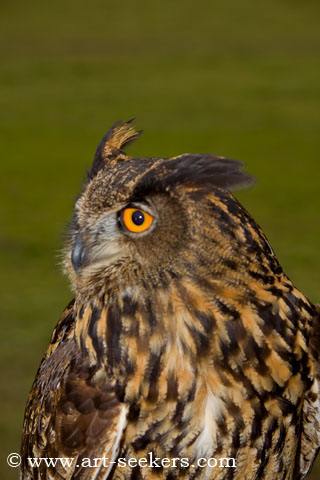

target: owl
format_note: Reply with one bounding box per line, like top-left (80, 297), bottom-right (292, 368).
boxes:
top-left (20, 120), bottom-right (320, 480)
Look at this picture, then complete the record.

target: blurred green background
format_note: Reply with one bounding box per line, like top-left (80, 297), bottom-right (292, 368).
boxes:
top-left (1, 0), bottom-right (319, 478)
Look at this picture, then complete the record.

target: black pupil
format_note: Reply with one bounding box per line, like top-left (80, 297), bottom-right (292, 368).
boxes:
top-left (132, 210), bottom-right (145, 226)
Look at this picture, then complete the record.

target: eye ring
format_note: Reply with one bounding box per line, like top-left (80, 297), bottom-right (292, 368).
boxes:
top-left (121, 208), bottom-right (154, 233)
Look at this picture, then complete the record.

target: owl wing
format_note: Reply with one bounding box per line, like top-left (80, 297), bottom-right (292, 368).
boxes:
top-left (295, 305), bottom-right (320, 479)
top-left (21, 300), bottom-right (128, 480)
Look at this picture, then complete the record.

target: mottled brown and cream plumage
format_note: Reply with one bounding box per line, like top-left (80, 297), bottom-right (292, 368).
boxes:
top-left (21, 120), bottom-right (320, 480)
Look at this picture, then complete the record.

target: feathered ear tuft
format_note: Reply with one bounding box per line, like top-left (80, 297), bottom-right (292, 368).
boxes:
top-left (130, 153), bottom-right (256, 201)
top-left (89, 119), bottom-right (143, 179)
top-left (103, 119), bottom-right (142, 153)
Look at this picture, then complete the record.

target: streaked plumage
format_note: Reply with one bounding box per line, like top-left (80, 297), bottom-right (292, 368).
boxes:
top-left (21, 121), bottom-right (320, 479)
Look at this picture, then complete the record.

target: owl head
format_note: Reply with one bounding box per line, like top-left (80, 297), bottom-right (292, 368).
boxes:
top-left (64, 120), bottom-right (257, 301)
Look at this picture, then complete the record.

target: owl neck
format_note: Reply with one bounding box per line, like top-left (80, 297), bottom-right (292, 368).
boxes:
top-left (72, 275), bottom-right (252, 401)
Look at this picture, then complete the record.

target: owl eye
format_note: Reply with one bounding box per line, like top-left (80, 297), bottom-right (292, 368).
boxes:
top-left (121, 208), bottom-right (154, 233)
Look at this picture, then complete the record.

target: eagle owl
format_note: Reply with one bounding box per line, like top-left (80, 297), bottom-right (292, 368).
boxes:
top-left (21, 120), bottom-right (320, 479)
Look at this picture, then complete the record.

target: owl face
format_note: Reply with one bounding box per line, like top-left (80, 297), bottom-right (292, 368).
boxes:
top-left (65, 164), bottom-right (189, 295)
top-left (63, 121), bottom-right (255, 299)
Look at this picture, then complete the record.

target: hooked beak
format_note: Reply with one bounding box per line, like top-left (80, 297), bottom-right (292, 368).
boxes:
top-left (71, 234), bottom-right (87, 273)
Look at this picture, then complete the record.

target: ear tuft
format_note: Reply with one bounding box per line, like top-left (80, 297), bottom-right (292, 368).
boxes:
top-left (89, 119), bottom-right (142, 179)
top-left (131, 153), bottom-right (256, 200)
top-left (103, 119), bottom-right (142, 154)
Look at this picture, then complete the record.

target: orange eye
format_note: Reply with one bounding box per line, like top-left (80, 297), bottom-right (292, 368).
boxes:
top-left (121, 208), bottom-right (154, 233)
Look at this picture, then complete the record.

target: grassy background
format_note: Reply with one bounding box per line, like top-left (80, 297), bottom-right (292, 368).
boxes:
top-left (1, 0), bottom-right (319, 478)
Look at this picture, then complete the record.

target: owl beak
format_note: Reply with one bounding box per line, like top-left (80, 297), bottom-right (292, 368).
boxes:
top-left (71, 234), bottom-right (87, 273)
